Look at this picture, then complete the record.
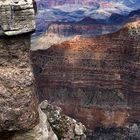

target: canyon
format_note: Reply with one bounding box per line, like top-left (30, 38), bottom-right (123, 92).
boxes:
top-left (31, 20), bottom-right (140, 130)
top-left (30, 1), bottom-right (140, 138)
top-left (0, 0), bottom-right (85, 140)
top-left (0, 0), bottom-right (140, 139)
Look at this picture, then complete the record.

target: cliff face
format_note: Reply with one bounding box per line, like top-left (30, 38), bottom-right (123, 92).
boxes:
top-left (31, 20), bottom-right (140, 129)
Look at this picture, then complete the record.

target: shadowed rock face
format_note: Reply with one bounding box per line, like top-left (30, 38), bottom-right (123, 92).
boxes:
top-left (31, 20), bottom-right (140, 129)
top-left (0, 35), bottom-right (39, 131)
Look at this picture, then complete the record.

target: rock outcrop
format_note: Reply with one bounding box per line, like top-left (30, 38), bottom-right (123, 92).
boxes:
top-left (40, 100), bottom-right (86, 140)
top-left (0, 0), bottom-right (35, 36)
top-left (31, 20), bottom-right (140, 129)
top-left (0, 0), bottom-right (38, 132)
top-left (11, 103), bottom-right (58, 140)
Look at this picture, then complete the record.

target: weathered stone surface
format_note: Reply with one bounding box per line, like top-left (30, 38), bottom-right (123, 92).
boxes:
top-left (11, 104), bottom-right (58, 140)
top-left (0, 101), bottom-right (87, 140)
top-left (40, 100), bottom-right (86, 140)
top-left (0, 35), bottom-right (39, 131)
top-left (0, 0), bottom-right (35, 36)
top-left (31, 20), bottom-right (140, 129)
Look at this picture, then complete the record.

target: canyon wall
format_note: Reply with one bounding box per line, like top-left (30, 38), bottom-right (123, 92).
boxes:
top-left (31, 20), bottom-right (140, 129)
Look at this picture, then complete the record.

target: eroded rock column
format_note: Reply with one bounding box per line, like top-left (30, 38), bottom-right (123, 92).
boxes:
top-left (0, 0), bottom-right (39, 131)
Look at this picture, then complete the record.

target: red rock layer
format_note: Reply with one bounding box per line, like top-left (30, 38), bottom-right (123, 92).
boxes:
top-left (31, 21), bottom-right (140, 129)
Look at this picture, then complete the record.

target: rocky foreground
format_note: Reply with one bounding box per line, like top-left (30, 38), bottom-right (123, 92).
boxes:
top-left (0, 101), bottom-right (86, 140)
top-left (1, 101), bottom-right (140, 140)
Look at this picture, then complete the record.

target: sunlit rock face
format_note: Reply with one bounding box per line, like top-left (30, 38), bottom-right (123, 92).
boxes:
top-left (31, 20), bottom-right (140, 129)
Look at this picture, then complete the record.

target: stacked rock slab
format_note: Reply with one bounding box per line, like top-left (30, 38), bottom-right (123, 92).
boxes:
top-left (0, 0), bottom-right (39, 131)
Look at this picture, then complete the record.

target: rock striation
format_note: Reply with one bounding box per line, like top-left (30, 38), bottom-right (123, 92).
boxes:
top-left (31, 20), bottom-right (140, 129)
top-left (46, 23), bottom-right (120, 37)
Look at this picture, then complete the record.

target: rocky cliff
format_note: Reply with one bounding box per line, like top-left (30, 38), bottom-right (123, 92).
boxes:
top-left (0, 0), bottom-right (57, 139)
top-left (31, 20), bottom-right (140, 130)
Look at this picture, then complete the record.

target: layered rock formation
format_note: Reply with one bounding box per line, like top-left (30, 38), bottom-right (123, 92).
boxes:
top-left (0, 101), bottom-right (86, 140)
top-left (31, 20), bottom-right (140, 129)
top-left (10, 103), bottom-right (58, 140)
top-left (32, 22), bottom-right (121, 50)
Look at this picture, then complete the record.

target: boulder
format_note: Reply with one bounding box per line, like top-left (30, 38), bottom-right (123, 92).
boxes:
top-left (0, 0), bottom-right (35, 36)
